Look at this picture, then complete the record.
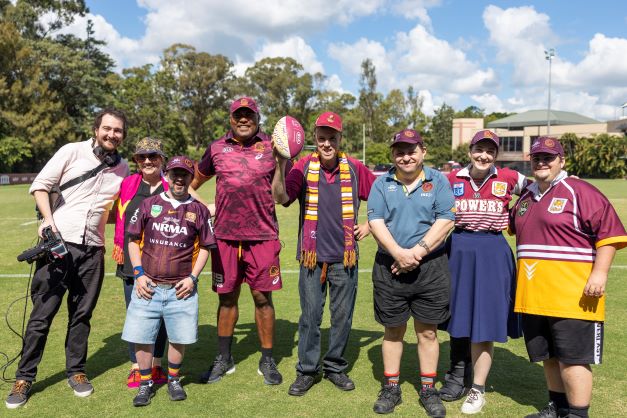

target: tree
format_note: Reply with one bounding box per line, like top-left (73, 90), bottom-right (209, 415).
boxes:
top-left (359, 59), bottom-right (382, 142)
top-left (406, 86), bottom-right (429, 133)
top-left (427, 103), bottom-right (455, 166)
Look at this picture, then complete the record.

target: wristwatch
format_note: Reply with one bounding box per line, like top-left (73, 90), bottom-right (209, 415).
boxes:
top-left (418, 239), bottom-right (430, 253)
top-left (189, 273), bottom-right (199, 285)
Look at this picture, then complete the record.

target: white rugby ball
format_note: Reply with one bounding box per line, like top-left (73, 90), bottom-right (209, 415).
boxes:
top-left (272, 115), bottom-right (305, 159)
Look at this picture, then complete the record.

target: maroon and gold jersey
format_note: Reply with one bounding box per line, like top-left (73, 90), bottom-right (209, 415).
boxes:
top-left (448, 166), bottom-right (528, 231)
top-left (128, 192), bottom-right (216, 283)
top-left (510, 172), bottom-right (627, 321)
top-left (196, 130), bottom-right (278, 241)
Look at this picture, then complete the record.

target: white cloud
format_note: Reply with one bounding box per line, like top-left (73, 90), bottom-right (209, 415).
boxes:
top-left (254, 37), bottom-right (325, 75)
top-left (391, 0), bottom-right (442, 30)
top-left (471, 93), bottom-right (504, 113)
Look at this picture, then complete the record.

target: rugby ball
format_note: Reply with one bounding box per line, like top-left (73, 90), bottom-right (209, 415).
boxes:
top-left (272, 115), bottom-right (305, 159)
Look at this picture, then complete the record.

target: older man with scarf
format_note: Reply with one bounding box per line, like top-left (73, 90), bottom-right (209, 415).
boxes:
top-left (272, 111), bottom-right (375, 396)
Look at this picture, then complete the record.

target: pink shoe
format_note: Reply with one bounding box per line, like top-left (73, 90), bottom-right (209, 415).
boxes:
top-left (127, 368), bottom-right (141, 388)
top-left (152, 365), bottom-right (168, 385)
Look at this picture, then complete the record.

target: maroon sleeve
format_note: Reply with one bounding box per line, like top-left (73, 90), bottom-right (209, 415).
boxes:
top-left (127, 198), bottom-right (150, 240)
top-left (574, 180), bottom-right (627, 243)
top-left (196, 204), bottom-right (217, 248)
top-left (355, 160), bottom-right (376, 201)
top-left (284, 156), bottom-right (308, 205)
top-left (196, 142), bottom-right (214, 178)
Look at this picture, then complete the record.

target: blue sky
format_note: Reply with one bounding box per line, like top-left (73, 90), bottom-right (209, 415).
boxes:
top-left (59, 1), bottom-right (627, 120)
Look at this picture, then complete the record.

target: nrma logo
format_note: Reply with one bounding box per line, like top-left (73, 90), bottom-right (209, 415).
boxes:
top-left (152, 222), bottom-right (188, 238)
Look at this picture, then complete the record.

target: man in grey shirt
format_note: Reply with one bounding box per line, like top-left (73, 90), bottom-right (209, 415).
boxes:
top-left (5, 108), bottom-right (130, 409)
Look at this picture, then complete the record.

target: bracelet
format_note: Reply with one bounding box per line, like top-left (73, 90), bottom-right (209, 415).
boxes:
top-left (418, 239), bottom-right (430, 253)
top-left (133, 266), bottom-right (145, 280)
top-left (189, 273), bottom-right (198, 285)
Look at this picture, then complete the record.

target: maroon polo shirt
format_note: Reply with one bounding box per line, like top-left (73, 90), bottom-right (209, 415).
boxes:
top-left (284, 154), bottom-right (375, 263)
top-left (197, 130), bottom-right (279, 241)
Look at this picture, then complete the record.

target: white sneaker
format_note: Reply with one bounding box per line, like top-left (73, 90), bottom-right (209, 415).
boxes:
top-left (461, 388), bottom-right (485, 414)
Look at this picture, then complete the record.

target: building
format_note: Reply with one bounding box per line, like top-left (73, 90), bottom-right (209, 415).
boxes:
top-left (452, 109), bottom-right (626, 173)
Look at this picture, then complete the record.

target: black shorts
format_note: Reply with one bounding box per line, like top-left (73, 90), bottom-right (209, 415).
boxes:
top-left (372, 250), bottom-right (450, 327)
top-left (522, 314), bottom-right (604, 365)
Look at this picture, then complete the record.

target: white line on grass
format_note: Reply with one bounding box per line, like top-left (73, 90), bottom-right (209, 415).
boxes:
top-left (20, 220), bottom-right (39, 226)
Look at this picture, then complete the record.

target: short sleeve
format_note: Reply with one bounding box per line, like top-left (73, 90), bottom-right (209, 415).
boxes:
top-left (432, 173), bottom-right (455, 221)
top-left (367, 178), bottom-right (386, 221)
top-left (196, 144), bottom-right (214, 178)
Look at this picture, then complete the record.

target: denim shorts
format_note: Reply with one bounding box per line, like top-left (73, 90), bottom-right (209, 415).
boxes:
top-left (122, 283), bottom-right (198, 345)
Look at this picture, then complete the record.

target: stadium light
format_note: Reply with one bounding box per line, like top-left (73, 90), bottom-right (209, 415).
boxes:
top-left (545, 48), bottom-right (555, 134)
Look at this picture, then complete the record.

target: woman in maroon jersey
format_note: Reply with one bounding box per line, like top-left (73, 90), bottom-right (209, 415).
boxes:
top-left (112, 137), bottom-right (169, 388)
top-left (440, 130), bottom-right (527, 414)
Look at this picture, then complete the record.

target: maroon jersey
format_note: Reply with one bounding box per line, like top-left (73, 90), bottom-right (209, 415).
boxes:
top-left (128, 192), bottom-right (216, 284)
top-left (197, 130), bottom-right (278, 241)
top-left (448, 165), bottom-right (528, 231)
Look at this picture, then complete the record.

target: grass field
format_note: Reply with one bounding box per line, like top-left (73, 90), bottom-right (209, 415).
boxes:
top-left (0, 179), bottom-right (626, 417)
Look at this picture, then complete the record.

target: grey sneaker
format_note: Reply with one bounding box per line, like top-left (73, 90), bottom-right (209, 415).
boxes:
top-left (373, 384), bottom-right (402, 414)
top-left (199, 354), bottom-right (235, 384)
top-left (5, 380), bottom-right (32, 409)
top-left (133, 382), bottom-right (155, 407)
top-left (258, 357), bottom-right (282, 385)
top-left (419, 387), bottom-right (446, 418)
top-left (167, 378), bottom-right (187, 401)
top-left (67, 373), bottom-right (94, 397)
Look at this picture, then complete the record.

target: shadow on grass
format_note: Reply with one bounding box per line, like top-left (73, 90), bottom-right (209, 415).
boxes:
top-left (366, 338), bottom-right (548, 409)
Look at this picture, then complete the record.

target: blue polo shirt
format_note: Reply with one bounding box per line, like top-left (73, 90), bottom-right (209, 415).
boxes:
top-left (367, 166), bottom-right (455, 253)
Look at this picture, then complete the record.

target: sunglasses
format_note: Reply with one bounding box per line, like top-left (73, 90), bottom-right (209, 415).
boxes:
top-left (136, 153), bottom-right (161, 162)
top-left (531, 154), bottom-right (559, 164)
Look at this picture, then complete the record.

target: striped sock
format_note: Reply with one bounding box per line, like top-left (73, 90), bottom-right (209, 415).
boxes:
top-left (420, 372), bottom-right (436, 390)
top-left (384, 372), bottom-right (400, 386)
top-left (139, 368), bottom-right (152, 385)
top-left (168, 362), bottom-right (181, 381)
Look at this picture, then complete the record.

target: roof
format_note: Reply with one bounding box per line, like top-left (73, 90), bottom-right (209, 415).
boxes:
top-left (487, 110), bottom-right (600, 128)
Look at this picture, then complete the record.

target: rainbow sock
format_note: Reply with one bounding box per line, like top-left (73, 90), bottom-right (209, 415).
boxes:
top-left (420, 372), bottom-right (436, 390)
top-left (168, 362), bottom-right (181, 381)
top-left (139, 368), bottom-right (152, 385)
top-left (384, 372), bottom-right (400, 386)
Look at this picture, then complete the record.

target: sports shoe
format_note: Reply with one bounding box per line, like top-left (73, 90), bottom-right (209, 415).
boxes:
top-left (152, 365), bottom-right (167, 385)
top-left (439, 370), bottom-right (468, 401)
top-left (373, 384), bottom-right (402, 414)
top-left (67, 373), bottom-right (94, 397)
top-left (461, 388), bottom-right (485, 414)
top-left (5, 380), bottom-right (32, 409)
top-left (258, 357), bottom-right (282, 385)
top-left (127, 368), bottom-right (141, 388)
top-left (167, 378), bottom-right (187, 401)
top-left (199, 354), bottom-right (235, 384)
top-left (419, 387), bottom-right (446, 418)
top-left (324, 372), bottom-right (355, 391)
top-left (525, 402), bottom-right (569, 418)
top-left (133, 382), bottom-right (155, 407)
top-left (288, 374), bottom-right (317, 396)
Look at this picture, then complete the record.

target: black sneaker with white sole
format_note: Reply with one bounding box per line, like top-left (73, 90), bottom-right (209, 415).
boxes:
top-left (258, 357), bottom-right (282, 385)
top-left (199, 354), bottom-right (236, 384)
top-left (67, 373), bottom-right (94, 397)
top-left (5, 380), bottom-right (32, 409)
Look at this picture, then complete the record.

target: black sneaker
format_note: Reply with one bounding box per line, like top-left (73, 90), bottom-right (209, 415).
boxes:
top-left (288, 374), bottom-right (317, 396)
top-left (67, 373), bottom-right (94, 397)
top-left (5, 380), bottom-right (32, 409)
top-left (133, 382), bottom-right (155, 407)
top-left (258, 357), bottom-right (282, 385)
top-left (167, 378), bottom-right (187, 401)
top-left (324, 372), bottom-right (355, 391)
top-left (439, 371), bottom-right (468, 401)
top-left (199, 354), bottom-right (235, 384)
top-left (525, 402), bottom-right (570, 418)
top-left (373, 384), bottom-right (402, 414)
top-left (419, 387), bottom-right (446, 418)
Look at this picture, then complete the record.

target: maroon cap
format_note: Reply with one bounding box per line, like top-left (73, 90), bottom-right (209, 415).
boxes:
top-left (530, 136), bottom-right (564, 156)
top-left (390, 129), bottom-right (424, 147)
top-left (315, 111), bottom-right (342, 132)
top-left (230, 97), bottom-right (259, 114)
top-left (166, 155), bottom-right (195, 175)
top-left (470, 129), bottom-right (500, 148)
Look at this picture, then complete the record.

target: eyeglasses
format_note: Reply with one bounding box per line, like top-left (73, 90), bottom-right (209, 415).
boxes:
top-left (531, 154), bottom-right (559, 164)
top-left (136, 153), bottom-right (160, 162)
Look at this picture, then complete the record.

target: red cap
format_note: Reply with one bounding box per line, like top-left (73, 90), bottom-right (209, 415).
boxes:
top-left (315, 111), bottom-right (342, 132)
top-left (470, 129), bottom-right (500, 148)
top-left (166, 155), bottom-right (195, 175)
top-left (530, 136), bottom-right (564, 156)
top-left (230, 97), bottom-right (259, 114)
top-left (390, 129), bottom-right (423, 147)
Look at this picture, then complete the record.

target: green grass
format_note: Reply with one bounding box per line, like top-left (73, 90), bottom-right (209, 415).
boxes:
top-left (0, 179), bottom-right (626, 417)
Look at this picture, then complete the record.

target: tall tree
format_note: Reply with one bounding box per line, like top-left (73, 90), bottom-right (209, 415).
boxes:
top-left (428, 103), bottom-right (455, 166)
top-left (358, 59), bottom-right (381, 142)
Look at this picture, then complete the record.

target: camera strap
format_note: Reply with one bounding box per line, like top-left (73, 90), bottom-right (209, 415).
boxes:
top-left (57, 161), bottom-right (109, 193)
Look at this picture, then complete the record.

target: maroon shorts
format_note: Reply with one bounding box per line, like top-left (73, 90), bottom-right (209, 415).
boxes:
top-left (211, 239), bottom-right (282, 294)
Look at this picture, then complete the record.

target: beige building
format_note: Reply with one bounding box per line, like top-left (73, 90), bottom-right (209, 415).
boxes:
top-left (452, 109), bottom-right (626, 173)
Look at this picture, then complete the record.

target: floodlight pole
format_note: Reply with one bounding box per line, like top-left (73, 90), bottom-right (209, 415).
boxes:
top-left (545, 48), bottom-right (555, 135)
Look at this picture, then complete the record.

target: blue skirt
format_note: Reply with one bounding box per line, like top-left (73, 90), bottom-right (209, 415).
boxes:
top-left (445, 230), bottom-right (522, 343)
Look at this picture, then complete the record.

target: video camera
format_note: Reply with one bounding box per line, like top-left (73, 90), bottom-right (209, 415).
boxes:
top-left (17, 226), bottom-right (68, 264)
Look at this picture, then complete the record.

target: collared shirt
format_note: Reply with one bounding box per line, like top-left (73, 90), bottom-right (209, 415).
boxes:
top-left (448, 165), bottom-right (528, 231)
top-left (284, 153), bottom-right (375, 263)
top-left (367, 166), bottom-right (455, 253)
top-left (510, 173), bottom-right (627, 321)
top-left (29, 139), bottom-right (129, 246)
top-left (197, 130), bottom-right (278, 241)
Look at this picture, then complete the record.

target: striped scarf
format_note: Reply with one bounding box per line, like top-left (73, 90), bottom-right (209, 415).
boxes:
top-left (301, 152), bottom-right (356, 269)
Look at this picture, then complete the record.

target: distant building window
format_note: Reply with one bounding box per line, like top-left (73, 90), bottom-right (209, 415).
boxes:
top-left (501, 136), bottom-right (523, 152)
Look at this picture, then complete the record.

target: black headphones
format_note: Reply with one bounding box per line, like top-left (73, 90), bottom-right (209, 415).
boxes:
top-left (93, 145), bottom-right (121, 167)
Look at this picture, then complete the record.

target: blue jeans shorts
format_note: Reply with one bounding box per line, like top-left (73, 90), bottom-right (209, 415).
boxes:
top-left (122, 283), bottom-right (198, 345)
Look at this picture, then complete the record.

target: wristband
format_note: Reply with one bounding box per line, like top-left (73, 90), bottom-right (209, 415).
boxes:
top-left (189, 273), bottom-right (198, 285)
top-left (133, 266), bottom-right (145, 280)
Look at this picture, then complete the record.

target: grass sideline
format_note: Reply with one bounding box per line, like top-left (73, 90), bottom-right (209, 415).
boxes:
top-left (0, 179), bottom-right (625, 417)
